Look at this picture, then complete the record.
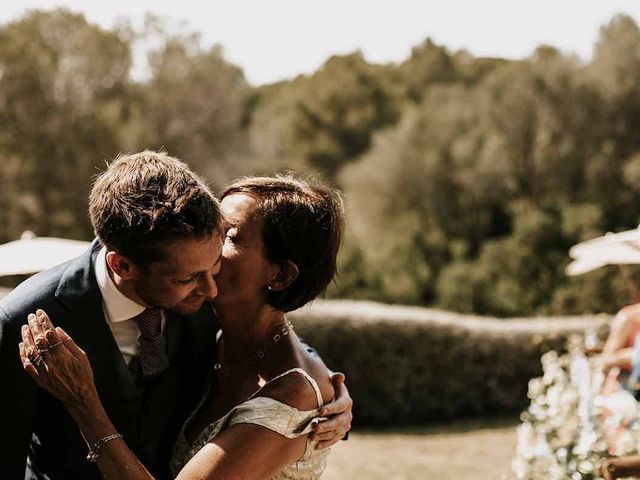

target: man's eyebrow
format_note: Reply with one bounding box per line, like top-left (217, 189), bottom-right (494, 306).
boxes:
top-left (181, 247), bottom-right (223, 278)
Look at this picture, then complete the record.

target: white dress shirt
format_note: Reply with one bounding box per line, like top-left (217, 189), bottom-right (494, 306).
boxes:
top-left (94, 247), bottom-right (164, 365)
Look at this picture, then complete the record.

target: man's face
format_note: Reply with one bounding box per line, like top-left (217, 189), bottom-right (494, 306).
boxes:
top-left (132, 234), bottom-right (223, 315)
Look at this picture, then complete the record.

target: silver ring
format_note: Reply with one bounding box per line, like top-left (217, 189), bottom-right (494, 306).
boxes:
top-left (32, 355), bottom-right (44, 367)
top-left (37, 347), bottom-right (49, 354)
top-left (49, 341), bottom-right (64, 350)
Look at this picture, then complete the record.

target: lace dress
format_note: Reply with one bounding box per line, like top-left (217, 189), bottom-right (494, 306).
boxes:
top-left (170, 368), bottom-right (330, 479)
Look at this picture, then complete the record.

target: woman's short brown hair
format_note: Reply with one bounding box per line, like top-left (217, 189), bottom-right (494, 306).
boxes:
top-left (221, 174), bottom-right (344, 312)
top-left (89, 150), bottom-right (222, 267)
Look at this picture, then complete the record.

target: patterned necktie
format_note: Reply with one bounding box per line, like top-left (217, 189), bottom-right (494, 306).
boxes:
top-left (133, 308), bottom-right (169, 379)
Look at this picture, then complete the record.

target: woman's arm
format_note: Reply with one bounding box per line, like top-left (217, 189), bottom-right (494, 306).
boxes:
top-left (176, 369), bottom-right (327, 480)
top-left (20, 310), bottom-right (330, 480)
top-left (177, 422), bottom-right (308, 480)
top-left (20, 310), bottom-right (154, 479)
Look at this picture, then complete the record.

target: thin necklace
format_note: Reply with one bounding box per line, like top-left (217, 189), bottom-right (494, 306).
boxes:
top-left (213, 319), bottom-right (294, 379)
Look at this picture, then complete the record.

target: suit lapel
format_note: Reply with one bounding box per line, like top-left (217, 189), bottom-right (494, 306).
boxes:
top-left (53, 240), bottom-right (138, 436)
top-left (52, 243), bottom-right (221, 456)
top-left (164, 310), bottom-right (186, 363)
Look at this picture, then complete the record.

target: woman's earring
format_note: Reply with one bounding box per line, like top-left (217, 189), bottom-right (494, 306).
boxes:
top-left (267, 285), bottom-right (273, 291)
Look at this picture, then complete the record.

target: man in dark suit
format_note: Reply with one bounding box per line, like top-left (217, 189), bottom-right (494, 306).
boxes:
top-left (1, 151), bottom-right (225, 480)
top-left (0, 151), bottom-right (352, 479)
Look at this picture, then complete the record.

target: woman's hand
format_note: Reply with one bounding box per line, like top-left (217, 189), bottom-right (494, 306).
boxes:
top-left (18, 309), bottom-right (97, 408)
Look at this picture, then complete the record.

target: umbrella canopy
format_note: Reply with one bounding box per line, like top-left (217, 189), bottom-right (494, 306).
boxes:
top-left (566, 227), bottom-right (640, 276)
top-left (0, 231), bottom-right (90, 276)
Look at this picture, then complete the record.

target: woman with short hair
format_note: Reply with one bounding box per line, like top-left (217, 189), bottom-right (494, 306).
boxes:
top-left (19, 174), bottom-right (348, 480)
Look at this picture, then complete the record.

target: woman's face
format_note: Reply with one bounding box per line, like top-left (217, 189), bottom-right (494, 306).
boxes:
top-left (214, 193), bottom-right (276, 308)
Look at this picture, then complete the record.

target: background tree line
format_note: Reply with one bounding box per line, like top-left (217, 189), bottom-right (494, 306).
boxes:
top-left (1, 9), bottom-right (640, 316)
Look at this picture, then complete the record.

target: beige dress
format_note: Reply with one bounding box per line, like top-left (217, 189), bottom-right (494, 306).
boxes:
top-left (170, 368), bottom-right (330, 479)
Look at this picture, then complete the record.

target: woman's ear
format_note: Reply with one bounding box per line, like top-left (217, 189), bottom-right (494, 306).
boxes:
top-left (269, 260), bottom-right (299, 292)
top-left (105, 251), bottom-right (138, 281)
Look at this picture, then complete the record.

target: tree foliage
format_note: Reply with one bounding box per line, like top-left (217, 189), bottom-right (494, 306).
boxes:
top-left (2, 9), bottom-right (640, 315)
top-left (0, 9), bottom-right (130, 241)
top-left (134, 17), bottom-right (251, 187)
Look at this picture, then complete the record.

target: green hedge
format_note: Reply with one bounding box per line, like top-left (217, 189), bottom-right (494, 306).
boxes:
top-left (289, 300), bottom-right (609, 427)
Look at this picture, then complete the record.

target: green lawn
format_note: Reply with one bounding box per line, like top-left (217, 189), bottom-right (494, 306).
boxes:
top-left (323, 417), bottom-right (519, 480)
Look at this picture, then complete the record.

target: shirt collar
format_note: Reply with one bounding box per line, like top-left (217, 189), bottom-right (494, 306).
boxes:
top-left (94, 247), bottom-right (146, 323)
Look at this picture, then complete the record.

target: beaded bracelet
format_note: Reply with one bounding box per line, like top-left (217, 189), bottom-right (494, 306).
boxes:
top-left (86, 433), bottom-right (123, 462)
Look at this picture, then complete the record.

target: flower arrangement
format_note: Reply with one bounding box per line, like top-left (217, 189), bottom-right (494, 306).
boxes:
top-left (513, 335), bottom-right (640, 479)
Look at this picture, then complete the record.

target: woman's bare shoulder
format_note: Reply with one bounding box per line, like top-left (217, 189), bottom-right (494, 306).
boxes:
top-left (259, 357), bottom-right (334, 411)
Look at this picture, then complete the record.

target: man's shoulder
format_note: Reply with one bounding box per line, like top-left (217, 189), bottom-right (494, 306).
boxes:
top-left (0, 250), bottom-right (94, 322)
top-left (0, 264), bottom-right (66, 321)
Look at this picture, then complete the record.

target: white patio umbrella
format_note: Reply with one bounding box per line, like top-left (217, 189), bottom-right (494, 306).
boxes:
top-left (566, 227), bottom-right (640, 276)
top-left (0, 231), bottom-right (90, 276)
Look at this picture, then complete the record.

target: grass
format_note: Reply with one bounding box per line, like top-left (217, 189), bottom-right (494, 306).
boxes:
top-left (323, 417), bottom-right (519, 480)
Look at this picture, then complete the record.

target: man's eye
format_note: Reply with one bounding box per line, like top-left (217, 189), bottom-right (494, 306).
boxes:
top-left (177, 277), bottom-right (195, 285)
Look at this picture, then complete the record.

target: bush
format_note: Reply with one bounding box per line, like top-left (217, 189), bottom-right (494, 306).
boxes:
top-left (290, 300), bottom-right (609, 426)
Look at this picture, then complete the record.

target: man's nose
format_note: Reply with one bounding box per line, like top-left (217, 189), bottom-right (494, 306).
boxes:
top-left (197, 273), bottom-right (218, 299)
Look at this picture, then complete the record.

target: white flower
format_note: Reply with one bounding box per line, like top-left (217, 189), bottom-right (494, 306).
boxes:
top-left (514, 348), bottom-right (632, 479)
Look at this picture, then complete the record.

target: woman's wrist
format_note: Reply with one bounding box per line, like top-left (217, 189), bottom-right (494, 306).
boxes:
top-left (65, 383), bottom-right (100, 413)
top-left (67, 390), bottom-right (115, 444)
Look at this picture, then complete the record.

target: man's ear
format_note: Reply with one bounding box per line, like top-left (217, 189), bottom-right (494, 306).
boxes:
top-left (269, 260), bottom-right (299, 292)
top-left (105, 251), bottom-right (139, 281)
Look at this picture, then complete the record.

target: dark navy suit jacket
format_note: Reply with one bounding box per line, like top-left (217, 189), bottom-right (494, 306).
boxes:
top-left (0, 241), bottom-right (219, 480)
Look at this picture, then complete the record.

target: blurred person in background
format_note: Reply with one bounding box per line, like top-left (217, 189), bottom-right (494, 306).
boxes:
top-left (591, 304), bottom-right (640, 477)
top-left (601, 303), bottom-right (640, 378)
top-left (597, 303), bottom-right (640, 454)
top-left (2, 152), bottom-right (351, 480)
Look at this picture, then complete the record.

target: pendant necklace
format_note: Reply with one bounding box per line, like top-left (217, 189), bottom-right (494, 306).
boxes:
top-left (213, 319), bottom-right (294, 379)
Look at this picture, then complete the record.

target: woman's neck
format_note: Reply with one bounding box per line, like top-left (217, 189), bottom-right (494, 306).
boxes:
top-left (214, 301), bottom-right (288, 363)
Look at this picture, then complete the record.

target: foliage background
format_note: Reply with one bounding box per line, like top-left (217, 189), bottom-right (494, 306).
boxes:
top-left (2, 9), bottom-right (640, 316)
top-left (290, 300), bottom-right (609, 426)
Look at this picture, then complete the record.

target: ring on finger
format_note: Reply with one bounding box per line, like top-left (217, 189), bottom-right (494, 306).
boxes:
top-left (27, 349), bottom-right (41, 363)
top-left (37, 347), bottom-right (49, 354)
top-left (49, 340), bottom-right (63, 350)
top-left (31, 355), bottom-right (44, 367)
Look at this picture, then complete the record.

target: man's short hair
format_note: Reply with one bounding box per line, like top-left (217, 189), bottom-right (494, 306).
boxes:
top-left (89, 150), bottom-right (222, 267)
top-left (221, 174), bottom-right (344, 312)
